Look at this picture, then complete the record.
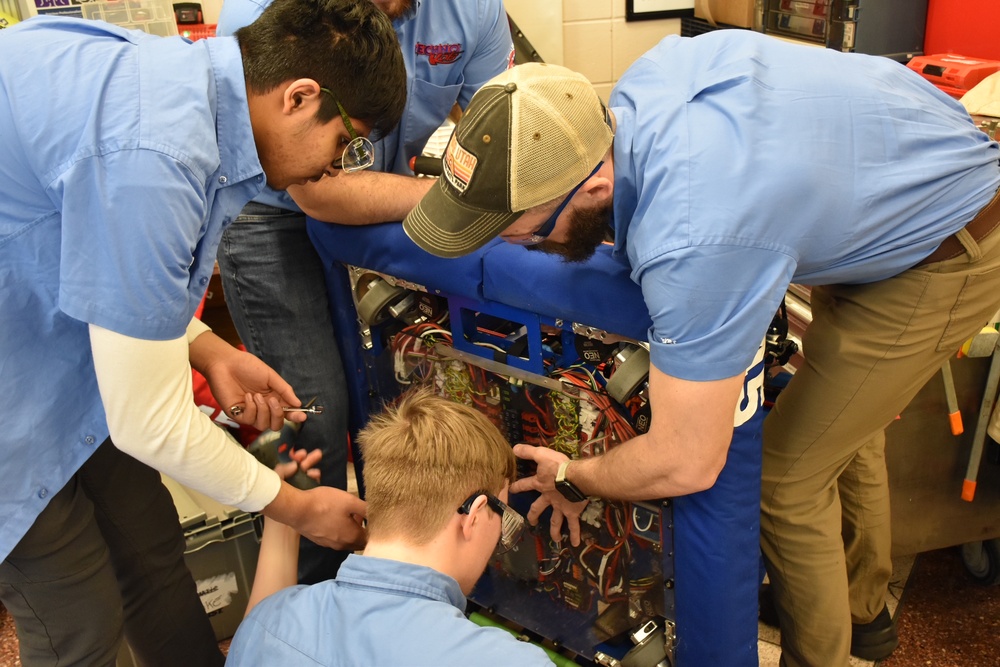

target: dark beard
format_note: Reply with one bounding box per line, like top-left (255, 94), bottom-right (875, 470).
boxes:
top-left (527, 201), bottom-right (613, 263)
top-left (383, 0), bottom-right (412, 20)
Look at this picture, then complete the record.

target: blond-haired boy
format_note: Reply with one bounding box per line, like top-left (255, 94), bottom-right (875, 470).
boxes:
top-left (227, 388), bottom-right (554, 665)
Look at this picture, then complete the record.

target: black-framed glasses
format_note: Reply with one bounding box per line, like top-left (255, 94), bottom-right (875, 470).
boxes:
top-left (319, 87), bottom-right (375, 172)
top-left (458, 491), bottom-right (526, 554)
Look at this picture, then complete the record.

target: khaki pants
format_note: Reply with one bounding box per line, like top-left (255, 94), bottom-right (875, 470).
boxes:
top-left (761, 213), bottom-right (1000, 667)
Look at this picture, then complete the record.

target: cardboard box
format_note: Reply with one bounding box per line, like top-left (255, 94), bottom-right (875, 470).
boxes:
top-left (694, 0), bottom-right (760, 29)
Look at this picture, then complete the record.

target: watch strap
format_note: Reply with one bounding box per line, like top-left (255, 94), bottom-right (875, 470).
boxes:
top-left (554, 460), bottom-right (587, 503)
top-left (556, 460), bottom-right (572, 484)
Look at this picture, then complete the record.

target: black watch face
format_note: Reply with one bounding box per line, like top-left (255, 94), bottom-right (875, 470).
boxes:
top-left (557, 480), bottom-right (586, 503)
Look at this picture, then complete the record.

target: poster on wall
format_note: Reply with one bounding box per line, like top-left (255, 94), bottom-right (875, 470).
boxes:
top-left (33, 0), bottom-right (85, 17)
top-left (626, 0), bottom-right (694, 21)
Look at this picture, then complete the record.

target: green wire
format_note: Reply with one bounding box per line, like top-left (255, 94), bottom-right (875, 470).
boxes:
top-left (468, 611), bottom-right (579, 666)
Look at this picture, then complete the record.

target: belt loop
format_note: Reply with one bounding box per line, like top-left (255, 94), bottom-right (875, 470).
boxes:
top-left (955, 227), bottom-right (983, 263)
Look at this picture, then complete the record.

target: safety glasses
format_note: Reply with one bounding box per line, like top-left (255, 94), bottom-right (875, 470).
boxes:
top-left (320, 87), bottom-right (375, 172)
top-left (458, 491), bottom-right (526, 554)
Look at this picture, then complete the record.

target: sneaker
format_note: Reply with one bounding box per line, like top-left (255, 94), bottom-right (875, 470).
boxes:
top-left (850, 604), bottom-right (899, 661)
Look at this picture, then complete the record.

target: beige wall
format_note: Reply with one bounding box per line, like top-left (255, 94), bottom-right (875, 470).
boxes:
top-left (201, 0), bottom-right (223, 24)
top-left (13, 0), bottom-right (680, 104)
top-left (198, 0), bottom-right (681, 95)
top-left (565, 0), bottom-right (681, 101)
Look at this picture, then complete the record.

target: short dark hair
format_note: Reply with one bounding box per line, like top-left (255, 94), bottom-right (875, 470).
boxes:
top-left (236, 0), bottom-right (406, 138)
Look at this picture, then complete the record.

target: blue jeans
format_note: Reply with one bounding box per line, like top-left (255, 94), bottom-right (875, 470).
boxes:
top-left (217, 202), bottom-right (350, 584)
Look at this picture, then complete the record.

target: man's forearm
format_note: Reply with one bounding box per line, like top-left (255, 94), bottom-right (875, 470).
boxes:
top-left (246, 515), bottom-right (301, 615)
top-left (289, 171), bottom-right (436, 224)
top-left (570, 427), bottom-right (730, 500)
top-left (90, 324), bottom-right (282, 512)
top-left (259, 482), bottom-right (306, 526)
top-left (568, 370), bottom-right (743, 500)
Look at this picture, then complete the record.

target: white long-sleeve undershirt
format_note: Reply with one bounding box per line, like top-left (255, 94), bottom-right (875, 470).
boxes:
top-left (89, 322), bottom-right (281, 511)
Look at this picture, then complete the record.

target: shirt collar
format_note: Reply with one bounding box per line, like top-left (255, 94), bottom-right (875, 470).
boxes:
top-left (610, 104), bottom-right (633, 258)
top-left (205, 36), bottom-right (264, 187)
top-left (337, 554), bottom-right (467, 610)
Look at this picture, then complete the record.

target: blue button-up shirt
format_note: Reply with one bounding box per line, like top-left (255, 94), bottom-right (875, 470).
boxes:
top-left (610, 31), bottom-right (1000, 381)
top-left (217, 0), bottom-right (514, 211)
top-left (228, 554), bottom-right (554, 666)
top-left (0, 17), bottom-right (264, 559)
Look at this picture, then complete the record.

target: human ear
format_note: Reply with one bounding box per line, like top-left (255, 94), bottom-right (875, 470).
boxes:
top-left (460, 494), bottom-right (489, 542)
top-left (282, 78), bottom-right (323, 115)
top-left (579, 172), bottom-right (613, 206)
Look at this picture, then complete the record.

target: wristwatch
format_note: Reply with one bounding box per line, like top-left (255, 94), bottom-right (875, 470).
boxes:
top-left (555, 460), bottom-right (587, 503)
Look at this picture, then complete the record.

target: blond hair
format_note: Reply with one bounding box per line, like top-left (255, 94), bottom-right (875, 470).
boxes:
top-left (357, 387), bottom-right (516, 544)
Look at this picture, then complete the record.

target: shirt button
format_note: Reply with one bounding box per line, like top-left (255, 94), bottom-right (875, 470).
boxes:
top-left (200, 276), bottom-right (209, 286)
top-left (85, 435), bottom-right (95, 445)
top-left (38, 488), bottom-right (48, 499)
top-left (256, 175), bottom-right (263, 183)
top-left (218, 175), bottom-right (228, 184)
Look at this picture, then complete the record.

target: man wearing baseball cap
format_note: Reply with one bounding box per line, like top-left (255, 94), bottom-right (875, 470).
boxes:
top-left (403, 31), bottom-right (1000, 667)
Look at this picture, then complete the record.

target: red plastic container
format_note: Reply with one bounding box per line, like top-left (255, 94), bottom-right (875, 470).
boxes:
top-left (906, 53), bottom-right (1000, 98)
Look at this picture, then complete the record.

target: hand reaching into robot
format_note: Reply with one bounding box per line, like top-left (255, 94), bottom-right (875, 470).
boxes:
top-left (510, 444), bottom-right (589, 547)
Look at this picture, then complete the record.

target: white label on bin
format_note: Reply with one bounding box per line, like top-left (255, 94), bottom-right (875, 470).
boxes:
top-left (196, 572), bottom-right (239, 614)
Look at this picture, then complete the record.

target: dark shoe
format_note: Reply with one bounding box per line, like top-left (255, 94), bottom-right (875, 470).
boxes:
top-left (850, 605), bottom-right (899, 661)
top-left (758, 584), bottom-right (780, 628)
top-left (761, 585), bottom-right (898, 661)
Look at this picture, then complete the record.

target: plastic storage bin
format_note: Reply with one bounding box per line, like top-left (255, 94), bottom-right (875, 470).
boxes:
top-left (80, 0), bottom-right (178, 36)
top-left (115, 476), bottom-right (261, 666)
top-left (161, 475), bottom-right (262, 641)
top-left (0, 0), bottom-right (22, 26)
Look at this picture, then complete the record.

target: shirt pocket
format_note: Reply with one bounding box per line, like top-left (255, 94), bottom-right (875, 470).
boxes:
top-left (400, 79), bottom-right (464, 164)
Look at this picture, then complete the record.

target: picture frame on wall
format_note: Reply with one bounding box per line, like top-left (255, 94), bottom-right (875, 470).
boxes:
top-left (626, 0), bottom-right (695, 21)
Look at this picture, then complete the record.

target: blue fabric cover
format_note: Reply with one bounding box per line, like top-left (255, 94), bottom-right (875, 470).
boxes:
top-left (482, 243), bottom-right (650, 341)
top-left (308, 220), bottom-right (492, 301)
top-left (308, 221), bottom-right (652, 339)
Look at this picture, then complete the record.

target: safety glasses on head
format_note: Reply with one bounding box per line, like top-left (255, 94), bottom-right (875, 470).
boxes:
top-left (320, 87), bottom-right (375, 172)
top-left (458, 491), bottom-right (526, 554)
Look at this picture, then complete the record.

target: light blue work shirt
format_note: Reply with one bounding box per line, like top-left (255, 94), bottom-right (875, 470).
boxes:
top-left (0, 17), bottom-right (264, 559)
top-left (227, 554), bottom-right (554, 666)
top-left (610, 31), bottom-right (1000, 382)
top-left (217, 0), bottom-right (514, 211)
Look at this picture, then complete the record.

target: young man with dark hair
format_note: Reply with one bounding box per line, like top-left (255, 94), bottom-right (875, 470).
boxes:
top-left (0, 1), bottom-right (405, 664)
top-left (214, 0), bottom-right (515, 583)
top-left (227, 388), bottom-right (554, 666)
